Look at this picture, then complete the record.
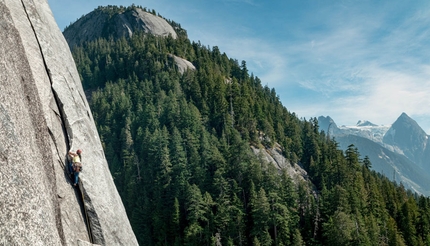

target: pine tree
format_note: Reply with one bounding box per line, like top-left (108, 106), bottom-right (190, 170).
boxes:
top-left (250, 187), bottom-right (272, 246)
top-left (323, 209), bottom-right (354, 245)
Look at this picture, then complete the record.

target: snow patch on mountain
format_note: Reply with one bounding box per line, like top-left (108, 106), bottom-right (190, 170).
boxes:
top-left (338, 123), bottom-right (391, 144)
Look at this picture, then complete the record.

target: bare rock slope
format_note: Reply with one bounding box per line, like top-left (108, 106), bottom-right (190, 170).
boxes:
top-left (0, 0), bottom-right (137, 245)
top-left (63, 6), bottom-right (177, 49)
top-left (251, 144), bottom-right (309, 184)
top-left (169, 54), bottom-right (196, 74)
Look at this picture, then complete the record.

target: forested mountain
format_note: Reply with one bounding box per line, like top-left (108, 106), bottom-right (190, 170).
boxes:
top-left (67, 5), bottom-right (430, 246)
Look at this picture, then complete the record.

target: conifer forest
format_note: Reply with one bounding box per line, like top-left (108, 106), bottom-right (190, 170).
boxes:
top-left (71, 6), bottom-right (430, 246)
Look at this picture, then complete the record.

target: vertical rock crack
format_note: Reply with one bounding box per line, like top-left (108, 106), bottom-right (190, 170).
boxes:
top-left (20, 0), bottom-right (95, 244)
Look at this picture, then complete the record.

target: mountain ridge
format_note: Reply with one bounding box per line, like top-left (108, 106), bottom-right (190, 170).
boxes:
top-left (356, 120), bottom-right (378, 127)
top-left (319, 112), bottom-right (430, 195)
top-left (383, 112), bottom-right (429, 167)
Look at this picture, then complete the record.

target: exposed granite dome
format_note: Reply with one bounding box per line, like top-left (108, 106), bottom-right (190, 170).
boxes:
top-left (63, 6), bottom-right (177, 49)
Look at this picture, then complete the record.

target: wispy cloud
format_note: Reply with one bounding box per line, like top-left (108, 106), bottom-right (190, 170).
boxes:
top-left (278, 2), bottom-right (430, 132)
top-left (186, 0), bottom-right (430, 134)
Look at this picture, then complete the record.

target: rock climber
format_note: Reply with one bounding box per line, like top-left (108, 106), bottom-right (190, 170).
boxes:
top-left (68, 149), bottom-right (82, 187)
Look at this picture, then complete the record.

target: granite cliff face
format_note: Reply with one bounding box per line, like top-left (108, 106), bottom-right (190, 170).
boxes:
top-left (0, 0), bottom-right (137, 245)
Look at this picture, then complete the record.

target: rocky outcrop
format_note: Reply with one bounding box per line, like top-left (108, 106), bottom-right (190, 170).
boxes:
top-left (63, 6), bottom-right (177, 49)
top-left (251, 144), bottom-right (308, 184)
top-left (169, 54), bottom-right (196, 74)
top-left (0, 0), bottom-right (137, 245)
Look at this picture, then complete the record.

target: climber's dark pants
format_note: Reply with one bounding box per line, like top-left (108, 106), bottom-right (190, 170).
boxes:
top-left (74, 172), bottom-right (80, 185)
top-left (68, 162), bottom-right (74, 174)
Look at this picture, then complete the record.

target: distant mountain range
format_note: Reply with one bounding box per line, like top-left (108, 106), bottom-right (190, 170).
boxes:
top-left (318, 113), bottom-right (430, 196)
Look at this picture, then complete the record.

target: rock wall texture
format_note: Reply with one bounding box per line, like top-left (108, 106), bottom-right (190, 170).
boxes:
top-left (0, 0), bottom-right (138, 245)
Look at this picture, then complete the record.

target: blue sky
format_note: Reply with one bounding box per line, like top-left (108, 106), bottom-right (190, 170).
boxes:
top-left (49, 0), bottom-right (430, 133)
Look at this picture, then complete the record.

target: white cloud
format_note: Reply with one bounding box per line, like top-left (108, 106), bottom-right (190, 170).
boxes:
top-left (298, 62), bottom-right (430, 132)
